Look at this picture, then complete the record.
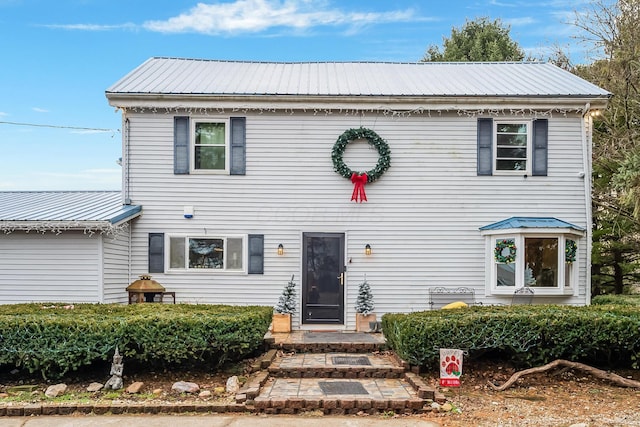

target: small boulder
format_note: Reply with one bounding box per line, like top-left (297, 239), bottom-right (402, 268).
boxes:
top-left (126, 381), bottom-right (144, 394)
top-left (214, 386), bottom-right (226, 395)
top-left (87, 382), bottom-right (104, 392)
top-left (45, 383), bottom-right (68, 398)
top-left (152, 388), bottom-right (163, 395)
top-left (172, 381), bottom-right (200, 394)
top-left (441, 403), bottom-right (453, 412)
top-left (225, 376), bottom-right (240, 394)
top-left (199, 390), bottom-right (212, 399)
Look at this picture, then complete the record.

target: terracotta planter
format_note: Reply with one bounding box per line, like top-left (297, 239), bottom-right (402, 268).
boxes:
top-left (272, 313), bottom-right (292, 333)
top-left (356, 313), bottom-right (376, 332)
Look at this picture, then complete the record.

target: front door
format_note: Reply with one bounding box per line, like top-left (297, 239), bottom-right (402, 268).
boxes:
top-left (302, 232), bottom-right (345, 324)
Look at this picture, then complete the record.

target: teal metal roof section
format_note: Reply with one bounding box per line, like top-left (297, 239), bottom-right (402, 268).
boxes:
top-left (479, 217), bottom-right (585, 231)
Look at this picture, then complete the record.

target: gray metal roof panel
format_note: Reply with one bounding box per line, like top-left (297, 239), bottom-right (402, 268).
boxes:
top-left (479, 217), bottom-right (585, 231)
top-left (106, 58), bottom-right (610, 98)
top-left (0, 191), bottom-right (141, 223)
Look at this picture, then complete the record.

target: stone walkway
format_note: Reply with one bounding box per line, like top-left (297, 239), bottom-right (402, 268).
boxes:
top-left (248, 331), bottom-right (440, 414)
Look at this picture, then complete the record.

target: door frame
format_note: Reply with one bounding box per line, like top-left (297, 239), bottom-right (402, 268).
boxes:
top-left (301, 232), bottom-right (345, 325)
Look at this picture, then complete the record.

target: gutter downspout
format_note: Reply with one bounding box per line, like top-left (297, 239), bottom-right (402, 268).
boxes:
top-left (582, 103), bottom-right (593, 305)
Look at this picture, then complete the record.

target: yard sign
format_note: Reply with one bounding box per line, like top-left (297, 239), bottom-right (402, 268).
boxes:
top-left (439, 348), bottom-right (463, 387)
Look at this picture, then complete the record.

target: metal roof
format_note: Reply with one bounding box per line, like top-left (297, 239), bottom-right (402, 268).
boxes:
top-left (479, 217), bottom-right (585, 232)
top-left (107, 57), bottom-right (610, 98)
top-left (0, 191), bottom-right (141, 225)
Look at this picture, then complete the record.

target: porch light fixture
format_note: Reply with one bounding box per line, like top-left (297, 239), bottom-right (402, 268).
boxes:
top-left (365, 244), bottom-right (372, 256)
top-left (277, 244), bottom-right (284, 256)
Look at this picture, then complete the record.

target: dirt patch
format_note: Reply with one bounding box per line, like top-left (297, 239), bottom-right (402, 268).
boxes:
top-left (1, 358), bottom-right (639, 426)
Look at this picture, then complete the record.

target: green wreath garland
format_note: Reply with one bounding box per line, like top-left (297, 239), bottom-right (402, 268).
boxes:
top-left (331, 127), bottom-right (391, 183)
top-left (494, 239), bottom-right (517, 264)
top-left (565, 239), bottom-right (577, 263)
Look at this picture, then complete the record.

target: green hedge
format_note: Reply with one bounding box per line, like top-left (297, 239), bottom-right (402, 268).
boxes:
top-left (592, 294), bottom-right (640, 306)
top-left (0, 303), bottom-right (273, 379)
top-left (382, 304), bottom-right (640, 370)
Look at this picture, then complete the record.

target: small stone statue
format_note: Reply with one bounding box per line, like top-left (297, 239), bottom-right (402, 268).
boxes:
top-left (104, 346), bottom-right (124, 390)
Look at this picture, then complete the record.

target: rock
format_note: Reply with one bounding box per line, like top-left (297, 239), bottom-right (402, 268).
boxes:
top-left (153, 388), bottom-right (163, 395)
top-left (87, 382), bottom-right (104, 392)
top-left (569, 424), bottom-right (588, 427)
top-left (430, 402), bottom-right (441, 411)
top-left (0, 393), bottom-right (8, 398)
top-left (172, 381), bottom-right (200, 394)
top-left (226, 376), bottom-right (240, 394)
top-left (214, 386), bottom-right (226, 395)
top-left (199, 390), bottom-right (212, 398)
top-left (126, 381), bottom-right (144, 394)
top-left (441, 403), bottom-right (453, 412)
top-left (45, 383), bottom-right (67, 398)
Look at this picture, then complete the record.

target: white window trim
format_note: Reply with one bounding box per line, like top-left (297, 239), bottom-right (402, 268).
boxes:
top-left (493, 120), bottom-right (532, 175)
top-left (482, 230), bottom-right (582, 296)
top-left (190, 117), bottom-right (230, 174)
top-left (166, 234), bottom-right (246, 273)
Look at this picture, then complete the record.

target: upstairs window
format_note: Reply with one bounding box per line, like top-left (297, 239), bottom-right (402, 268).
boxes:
top-left (495, 121), bottom-right (531, 174)
top-left (193, 121), bottom-right (228, 171)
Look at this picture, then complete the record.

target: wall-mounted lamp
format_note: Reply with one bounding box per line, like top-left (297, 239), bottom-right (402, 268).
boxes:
top-left (590, 110), bottom-right (601, 117)
top-left (365, 244), bottom-right (372, 256)
top-left (277, 244), bottom-right (284, 256)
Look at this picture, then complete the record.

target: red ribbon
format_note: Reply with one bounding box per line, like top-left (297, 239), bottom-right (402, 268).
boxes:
top-left (350, 172), bottom-right (368, 203)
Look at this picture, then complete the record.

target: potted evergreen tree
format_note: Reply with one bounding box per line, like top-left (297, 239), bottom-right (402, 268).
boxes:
top-left (355, 277), bottom-right (376, 332)
top-left (273, 275), bottom-right (296, 333)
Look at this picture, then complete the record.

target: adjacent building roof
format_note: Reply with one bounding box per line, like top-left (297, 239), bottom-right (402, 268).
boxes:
top-left (107, 57), bottom-right (611, 99)
top-left (0, 191), bottom-right (141, 234)
top-left (479, 217), bottom-right (585, 232)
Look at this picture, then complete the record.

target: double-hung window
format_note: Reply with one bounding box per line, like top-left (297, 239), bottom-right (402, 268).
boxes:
top-left (169, 236), bottom-right (244, 271)
top-left (193, 120), bottom-right (228, 172)
top-left (494, 121), bottom-right (531, 174)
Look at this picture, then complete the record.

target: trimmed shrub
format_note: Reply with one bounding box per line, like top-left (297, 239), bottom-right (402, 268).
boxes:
top-left (592, 294), bottom-right (640, 306)
top-left (0, 303), bottom-right (272, 379)
top-left (382, 304), bottom-right (640, 370)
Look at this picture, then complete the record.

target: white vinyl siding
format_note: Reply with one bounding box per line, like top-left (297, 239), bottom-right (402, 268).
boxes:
top-left (102, 227), bottom-right (131, 303)
top-left (0, 232), bottom-right (101, 304)
top-left (123, 110), bottom-right (590, 327)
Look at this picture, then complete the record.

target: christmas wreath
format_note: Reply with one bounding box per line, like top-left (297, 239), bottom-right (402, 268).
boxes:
top-left (565, 239), bottom-right (577, 263)
top-left (494, 239), bottom-right (517, 264)
top-left (331, 127), bottom-right (391, 202)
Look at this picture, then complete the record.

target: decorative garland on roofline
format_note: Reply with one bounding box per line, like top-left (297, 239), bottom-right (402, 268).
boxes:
top-left (0, 221), bottom-right (129, 237)
top-left (331, 127), bottom-right (391, 202)
top-left (494, 239), bottom-right (517, 264)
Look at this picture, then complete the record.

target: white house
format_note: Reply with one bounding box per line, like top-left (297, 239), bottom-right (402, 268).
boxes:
top-left (0, 191), bottom-right (141, 304)
top-left (107, 58), bottom-right (606, 329)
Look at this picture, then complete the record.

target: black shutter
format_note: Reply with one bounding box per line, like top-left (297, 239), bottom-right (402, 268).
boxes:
top-left (247, 234), bottom-right (264, 274)
top-left (148, 233), bottom-right (165, 273)
top-left (230, 117), bottom-right (246, 175)
top-left (174, 116), bottom-right (189, 174)
top-left (477, 118), bottom-right (493, 176)
top-left (532, 119), bottom-right (548, 176)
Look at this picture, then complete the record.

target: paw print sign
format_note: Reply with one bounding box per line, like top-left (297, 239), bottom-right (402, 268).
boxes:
top-left (439, 348), bottom-right (464, 387)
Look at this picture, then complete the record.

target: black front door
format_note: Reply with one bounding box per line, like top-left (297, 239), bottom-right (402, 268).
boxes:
top-left (302, 232), bottom-right (345, 324)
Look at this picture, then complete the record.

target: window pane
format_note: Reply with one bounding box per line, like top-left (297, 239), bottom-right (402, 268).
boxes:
top-left (195, 146), bottom-right (225, 170)
top-left (497, 263), bottom-right (515, 286)
top-left (496, 159), bottom-right (527, 170)
top-left (170, 237), bottom-right (185, 269)
top-left (497, 147), bottom-right (526, 158)
top-left (227, 238), bottom-right (243, 270)
top-left (189, 238), bottom-right (224, 269)
top-left (525, 237), bottom-right (558, 287)
top-left (497, 124), bottom-right (527, 134)
top-left (196, 123), bottom-right (225, 145)
top-left (497, 134), bottom-right (527, 146)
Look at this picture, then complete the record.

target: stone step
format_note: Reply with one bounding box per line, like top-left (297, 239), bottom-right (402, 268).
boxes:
top-left (268, 352), bottom-right (406, 378)
top-left (264, 331), bottom-right (387, 353)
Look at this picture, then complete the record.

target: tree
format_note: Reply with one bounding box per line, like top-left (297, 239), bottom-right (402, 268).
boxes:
top-left (275, 275), bottom-right (297, 314)
top-left (423, 17), bottom-right (524, 62)
top-left (572, 0), bottom-right (640, 294)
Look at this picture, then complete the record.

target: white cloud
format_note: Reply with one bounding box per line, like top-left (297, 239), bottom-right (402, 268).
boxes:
top-left (143, 0), bottom-right (418, 35)
top-left (504, 17), bottom-right (536, 27)
top-left (32, 107), bottom-right (49, 113)
top-left (42, 23), bottom-right (136, 31)
top-left (0, 111), bottom-right (7, 117)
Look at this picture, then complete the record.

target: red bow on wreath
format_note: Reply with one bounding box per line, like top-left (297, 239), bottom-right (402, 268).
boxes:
top-left (351, 173), bottom-right (368, 203)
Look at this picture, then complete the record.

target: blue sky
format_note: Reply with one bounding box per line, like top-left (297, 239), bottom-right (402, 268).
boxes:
top-left (0, 0), bottom-right (599, 191)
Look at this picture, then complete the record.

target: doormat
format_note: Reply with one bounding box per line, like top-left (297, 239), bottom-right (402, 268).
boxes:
top-left (318, 381), bottom-right (369, 395)
top-left (331, 356), bottom-right (371, 366)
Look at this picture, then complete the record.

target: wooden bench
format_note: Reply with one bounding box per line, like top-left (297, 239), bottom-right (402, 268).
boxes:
top-left (428, 287), bottom-right (478, 309)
